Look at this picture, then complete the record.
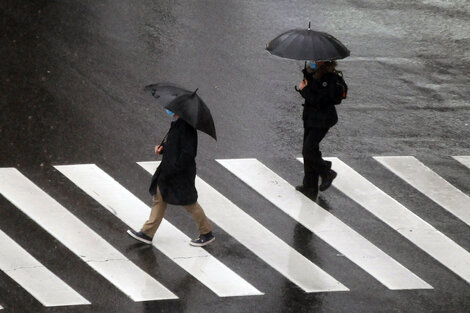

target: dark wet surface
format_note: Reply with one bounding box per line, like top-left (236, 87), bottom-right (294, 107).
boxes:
top-left (1, 0), bottom-right (470, 312)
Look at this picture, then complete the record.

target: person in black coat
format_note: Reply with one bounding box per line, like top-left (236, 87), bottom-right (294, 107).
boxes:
top-left (296, 61), bottom-right (340, 197)
top-left (127, 110), bottom-right (215, 247)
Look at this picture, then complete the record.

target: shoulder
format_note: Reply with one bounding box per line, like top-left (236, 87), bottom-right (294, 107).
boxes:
top-left (319, 72), bottom-right (340, 86)
top-left (322, 72), bottom-right (340, 81)
top-left (179, 119), bottom-right (197, 135)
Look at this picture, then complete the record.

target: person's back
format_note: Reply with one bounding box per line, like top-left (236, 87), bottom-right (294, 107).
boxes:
top-left (300, 71), bottom-right (339, 129)
top-left (128, 110), bottom-right (214, 247)
top-left (153, 118), bottom-right (198, 205)
top-left (296, 61), bottom-right (342, 198)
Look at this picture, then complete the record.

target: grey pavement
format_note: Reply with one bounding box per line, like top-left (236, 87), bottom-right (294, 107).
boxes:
top-left (1, 0), bottom-right (470, 312)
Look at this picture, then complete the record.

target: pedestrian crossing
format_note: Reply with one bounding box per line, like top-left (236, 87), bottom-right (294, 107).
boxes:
top-left (0, 168), bottom-right (177, 302)
top-left (375, 156), bottom-right (470, 227)
top-left (218, 159), bottom-right (431, 290)
top-left (0, 229), bottom-right (90, 307)
top-left (55, 164), bottom-right (262, 297)
top-left (0, 156), bottom-right (469, 308)
top-left (138, 161), bottom-right (348, 293)
top-left (307, 157), bottom-right (470, 284)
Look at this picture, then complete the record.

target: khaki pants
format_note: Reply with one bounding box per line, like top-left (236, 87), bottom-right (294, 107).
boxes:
top-left (141, 186), bottom-right (212, 238)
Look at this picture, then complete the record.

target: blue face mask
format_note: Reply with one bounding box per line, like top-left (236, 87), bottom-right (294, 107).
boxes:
top-left (165, 109), bottom-right (174, 116)
top-left (308, 61), bottom-right (317, 70)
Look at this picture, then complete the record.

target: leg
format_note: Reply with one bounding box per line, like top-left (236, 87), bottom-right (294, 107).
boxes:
top-left (141, 186), bottom-right (168, 238)
top-left (302, 127), bottom-right (330, 187)
top-left (184, 202), bottom-right (215, 247)
top-left (302, 128), bottom-right (318, 188)
top-left (184, 202), bottom-right (212, 235)
top-left (306, 128), bottom-right (337, 191)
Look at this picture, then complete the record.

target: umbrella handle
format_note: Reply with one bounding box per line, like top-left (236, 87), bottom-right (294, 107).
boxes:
top-left (156, 130), bottom-right (169, 158)
top-left (159, 133), bottom-right (168, 147)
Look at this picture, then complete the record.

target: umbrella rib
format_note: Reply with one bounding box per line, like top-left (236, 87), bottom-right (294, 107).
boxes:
top-left (308, 31), bottom-right (317, 60)
top-left (278, 31), bottom-right (307, 59)
top-left (272, 31), bottom-right (300, 57)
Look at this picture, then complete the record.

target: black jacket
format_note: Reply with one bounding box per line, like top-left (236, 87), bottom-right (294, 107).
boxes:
top-left (149, 119), bottom-right (198, 205)
top-left (299, 72), bottom-right (339, 129)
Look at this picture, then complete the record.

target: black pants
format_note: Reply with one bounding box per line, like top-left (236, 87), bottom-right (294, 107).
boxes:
top-left (302, 127), bottom-right (332, 188)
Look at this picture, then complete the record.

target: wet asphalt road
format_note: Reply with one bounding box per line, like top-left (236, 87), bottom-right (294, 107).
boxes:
top-left (1, 0), bottom-right (470, 312)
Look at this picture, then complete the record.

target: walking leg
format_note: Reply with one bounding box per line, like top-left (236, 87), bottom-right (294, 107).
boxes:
top-left (141, 186), bottom-right (168, 238)
top-left (184, 202), bottom-right (212, 235)
top-left (185, 202), bottom-right (215, 246)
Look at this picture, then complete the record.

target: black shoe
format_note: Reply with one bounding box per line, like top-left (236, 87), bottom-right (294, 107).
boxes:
top-left (190, 232), bottom-right (215, 247)
top-left (319, 170), bottom-right (337, 191)
top-left (127, 229), bottom-right (153, 244)
top-left (295, 185), bottom-right (318, 199)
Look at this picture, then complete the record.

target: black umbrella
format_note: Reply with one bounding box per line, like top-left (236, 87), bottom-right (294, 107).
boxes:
top-left (145, 83), bottom-right (217, 141)
top-left (144, 82), bottom-right (192, 104)
top-left (266, 23), bottom-right (350, 61)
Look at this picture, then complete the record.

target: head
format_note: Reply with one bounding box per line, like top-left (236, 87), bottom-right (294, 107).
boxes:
top-left (306, 60), bottom-right (337, 73)
top-left (313, 60), bottom-right (338, 78)
top-left (306, 61), bottom-right (317, 73)
top-left (316, 60), bottom-right (337, 69)
top-left (165, 109), bottom-right (179, 119)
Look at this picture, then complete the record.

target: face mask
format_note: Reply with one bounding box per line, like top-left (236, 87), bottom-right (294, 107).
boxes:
top-left (165, 109), bottom-right (174, 116)
top-left (308, 61), bottom-right (317, 70)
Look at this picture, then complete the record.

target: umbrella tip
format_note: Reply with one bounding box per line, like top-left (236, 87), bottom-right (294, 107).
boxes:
top-left (192, 88), bottom-right (199, 95)
top-left (308, 21), bottom-right (311, 30)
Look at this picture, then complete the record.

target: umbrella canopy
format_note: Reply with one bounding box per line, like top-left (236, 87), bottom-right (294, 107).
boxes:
top-left (266, 23), bottom-right (350, 61)
top-left (144, 82), bottom-right (192, 104)
top-left (145, 83), bottom-right (217, 140)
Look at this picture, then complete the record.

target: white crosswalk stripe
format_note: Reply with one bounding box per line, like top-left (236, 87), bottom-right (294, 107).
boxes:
top-left (453, 156), bottom-right (470, 170)
top-left (0, 168), bottom-right (177, 301)
top-left (219, 159), bottom-right (432, 290)
top-left (55, 164), bottom-right (262, 297)
top-left (0, 305), bottom-right (3, 310)
top-left (138, 161), bottom-right (348, 293)
top-left (374, 156), bottom-right (470, 227)
top-left (3, 155), bottom-right (470, 302)
top-left (0, 229), bottom-right (90, 307)
top-left (320, 157), bottom-right (470, 284)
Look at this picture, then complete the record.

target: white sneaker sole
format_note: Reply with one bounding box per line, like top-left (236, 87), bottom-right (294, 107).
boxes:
top-left (127, 230), bottom-right (152, 244)
top-left (190, 237), bottom-right (215, 247)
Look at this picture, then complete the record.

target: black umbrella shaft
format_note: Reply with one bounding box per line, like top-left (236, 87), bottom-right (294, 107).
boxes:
top-left (159, 130), bottom-right (169, 146)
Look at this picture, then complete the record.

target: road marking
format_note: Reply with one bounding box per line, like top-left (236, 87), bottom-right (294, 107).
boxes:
top-left (138, 161), bottom-right (348, 293)
top-left (56, 164), bottom-right (262, 297)
top-left (219, 159), bottom-right (432, 290)
top-left (453, 156), bottom-right (470, 169)
top-left (320, 157), bottom-right (470, 284)
top-left (0, 305), bottom-right (2, 310)
top-left (344, 57), bottom-right (417, 65)
top-left (0, 229), bottom-right (90, 307)
top-left (0, 168), bottom-right (177, 301)
top-left (374, 156), bottom-right (470, 227)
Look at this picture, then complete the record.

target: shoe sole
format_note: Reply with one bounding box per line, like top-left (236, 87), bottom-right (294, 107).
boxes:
top-left (189, 237), bottom-right (215, 247)
top-left (319, 172), bottom-right (337, 191)
top-left (126, 230), bottom-right (152, 245)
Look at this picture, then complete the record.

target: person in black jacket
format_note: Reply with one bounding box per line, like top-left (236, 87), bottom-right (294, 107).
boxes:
top-left (127, 110), bottom-right (214, 247)
top-left (296, 61), bottom-right (340, 197)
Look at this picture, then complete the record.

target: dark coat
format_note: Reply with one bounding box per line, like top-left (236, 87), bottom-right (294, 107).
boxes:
top-left (299, 72), bottom-right (339, 129)
top-left (149, 118), bottom-right (198, 205)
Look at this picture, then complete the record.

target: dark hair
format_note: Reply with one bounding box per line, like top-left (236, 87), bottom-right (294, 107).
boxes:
top-left (314, 61), bottom-right (338, 79)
